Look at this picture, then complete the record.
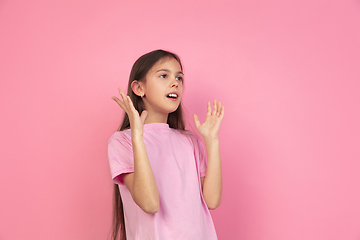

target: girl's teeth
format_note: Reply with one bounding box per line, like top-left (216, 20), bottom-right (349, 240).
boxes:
top-left (168, 94), bottom-right (177, 98)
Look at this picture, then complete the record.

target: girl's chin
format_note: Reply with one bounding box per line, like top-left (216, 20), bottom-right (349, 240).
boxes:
top-left (163, 103), bottom-right (181, 113)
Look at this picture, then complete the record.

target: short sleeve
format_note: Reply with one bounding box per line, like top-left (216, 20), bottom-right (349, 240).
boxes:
top-left (195, 135), bottom-right (207, 178)
top-left (108, 132), bottom-right (134, 185)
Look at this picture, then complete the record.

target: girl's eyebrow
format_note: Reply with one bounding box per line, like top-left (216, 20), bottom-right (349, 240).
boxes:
top-left (156, 69), bottom-right (184, 75)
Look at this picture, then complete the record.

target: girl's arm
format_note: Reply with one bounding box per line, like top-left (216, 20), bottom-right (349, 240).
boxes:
top-left (194, 100), bottom-right (225, 210)
top-left (112, 89), bottom-right (159, 214)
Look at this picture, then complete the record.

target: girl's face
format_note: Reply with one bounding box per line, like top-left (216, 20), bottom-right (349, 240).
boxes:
top-left (142, 57), bottom-right (183, 117)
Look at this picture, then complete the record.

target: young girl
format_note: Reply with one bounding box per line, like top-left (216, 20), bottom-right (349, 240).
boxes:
top-left (108, 50), bottom-right (224, 240)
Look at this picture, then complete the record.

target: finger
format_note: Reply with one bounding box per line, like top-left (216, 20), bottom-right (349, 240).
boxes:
top-left (118, 87), bottom-right (125, 97)
top-left (193, 114), bottom-right (201, 129)
top-left (207, 102), bottom-right (211, 116)
top-left (119, 88), bottom-right (130, 109)
top-left (140, 110), bottom-right (148, 124)
top-left (212, 99), bottom-right (217, 115)
top-left (126, 96), bottom-right (137, 114)
top-left (219, 105), bottom-right (225, 119)
top-left (111, 96), bottom-right (127, 110)
top-left (217, 101), bottom-right (222, 117)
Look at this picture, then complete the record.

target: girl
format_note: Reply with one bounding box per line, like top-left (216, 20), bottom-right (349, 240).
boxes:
top-left (108, 50), bottom-right (224, 240)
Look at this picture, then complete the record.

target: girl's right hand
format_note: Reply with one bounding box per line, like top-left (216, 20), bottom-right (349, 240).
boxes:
top-left (112, 88), bottom-right (148, 136)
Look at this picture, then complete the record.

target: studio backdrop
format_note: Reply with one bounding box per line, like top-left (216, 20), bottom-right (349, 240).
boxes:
top-left (1, 0), bottom-right (359, 239)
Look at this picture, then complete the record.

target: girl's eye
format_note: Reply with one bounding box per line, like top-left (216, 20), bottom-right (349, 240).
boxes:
top-left (176, 76), bottom-right (183, 81)
top-left (160, 74), bottom-right (167, 79)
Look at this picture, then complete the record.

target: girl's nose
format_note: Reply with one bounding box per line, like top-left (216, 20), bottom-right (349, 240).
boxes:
top-left (171, 78), bottom-right (179, 87)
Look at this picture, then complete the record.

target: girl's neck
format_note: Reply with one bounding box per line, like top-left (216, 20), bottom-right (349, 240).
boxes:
top-left (144, 112), bottom-right (168, 124)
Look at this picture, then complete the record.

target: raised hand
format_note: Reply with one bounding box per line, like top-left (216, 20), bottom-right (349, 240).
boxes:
top-left (193, 100), bottom-right (225, 141)
top-left (112, 88), bottom-right (148, 136)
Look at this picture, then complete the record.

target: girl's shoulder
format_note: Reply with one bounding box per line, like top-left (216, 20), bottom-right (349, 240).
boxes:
top-left (108, 129), bottom-right (132, 144)
top-left (175, 129), bottom-right (203, 145)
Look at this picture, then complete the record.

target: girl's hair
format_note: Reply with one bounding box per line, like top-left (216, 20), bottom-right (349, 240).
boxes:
top-left (111, 49), bottom-right (186, 240)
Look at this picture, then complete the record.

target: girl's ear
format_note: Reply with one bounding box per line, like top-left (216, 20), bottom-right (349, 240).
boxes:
top-left (131, 80), bottom-right (145, 97)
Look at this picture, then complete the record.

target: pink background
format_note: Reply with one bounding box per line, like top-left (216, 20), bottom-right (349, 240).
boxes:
top-left (1, 0), bottom-right (360, 239)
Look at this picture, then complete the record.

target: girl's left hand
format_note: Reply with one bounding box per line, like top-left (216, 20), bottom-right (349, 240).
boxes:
top-left (193, 100), bottom-right (225, 141)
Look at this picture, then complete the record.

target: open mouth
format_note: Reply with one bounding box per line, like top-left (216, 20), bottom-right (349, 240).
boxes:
top-left (166, 93), bottom-right (178, 100)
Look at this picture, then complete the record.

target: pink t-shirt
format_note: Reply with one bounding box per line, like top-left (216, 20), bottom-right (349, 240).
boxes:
top-left (108, 123), bottom-right (218, 240)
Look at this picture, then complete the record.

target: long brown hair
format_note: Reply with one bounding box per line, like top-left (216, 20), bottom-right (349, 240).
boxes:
top-left (111, 49), bottom-right (186, 240)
